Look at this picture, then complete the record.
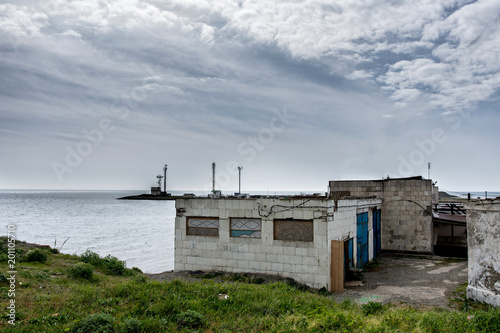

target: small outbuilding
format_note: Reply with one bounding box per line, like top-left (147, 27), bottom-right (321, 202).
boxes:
top-left (174, 195), bottom-right (382, 291)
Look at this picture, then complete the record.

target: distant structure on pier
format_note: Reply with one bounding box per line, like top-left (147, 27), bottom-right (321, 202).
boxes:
top-left (150, 164), bottom-right (170, 196)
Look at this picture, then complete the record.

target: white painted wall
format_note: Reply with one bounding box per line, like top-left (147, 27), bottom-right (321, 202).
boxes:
top-left (175, 197), bottom-right (381, 290)
top-left (327, 199), bottom-right (382, 269)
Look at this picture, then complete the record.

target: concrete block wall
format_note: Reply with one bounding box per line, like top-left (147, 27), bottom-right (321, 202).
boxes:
top-left (465, 199), bottom-right (500, 306)
top-left (327, 199), bottom-right (382, 267)
top-left (329, 178), bottom-right (433, 253)
top-left (174, 198), bottom-right (330, 289)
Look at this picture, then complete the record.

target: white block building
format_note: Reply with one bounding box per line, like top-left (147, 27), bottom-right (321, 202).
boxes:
top-left (174, 196), bottom-right (382, 291)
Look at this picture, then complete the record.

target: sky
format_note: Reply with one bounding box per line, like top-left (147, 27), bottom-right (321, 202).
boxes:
top-left (1, 0), bottom-right (499, 193)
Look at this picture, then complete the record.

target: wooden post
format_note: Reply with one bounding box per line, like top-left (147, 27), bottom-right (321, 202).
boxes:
top-left (330, 240), bottom-right (344, 292)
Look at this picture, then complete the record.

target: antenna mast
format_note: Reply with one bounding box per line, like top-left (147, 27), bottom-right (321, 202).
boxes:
top-left (156, 174), bottom-right (163, 188)
top-left (428, 162), bottom-right (431, 179)
top-left (163, 164), bottom-right (167, 194)
top-left (212, 162), bottom-right (216, 193)
top-left (238, 166), bottom-right (243, 194)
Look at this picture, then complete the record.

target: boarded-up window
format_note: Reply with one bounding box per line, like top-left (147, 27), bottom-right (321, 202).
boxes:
top-left (230, 218), bottom-right (261, 238)
top-left (274, 219), bottom-right (313, 242)
top-left (186, 217), bottom-right (219, 237)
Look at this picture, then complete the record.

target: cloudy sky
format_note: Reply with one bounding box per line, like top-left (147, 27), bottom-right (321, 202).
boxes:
top-left (1, 0), bottom-right (499, 193)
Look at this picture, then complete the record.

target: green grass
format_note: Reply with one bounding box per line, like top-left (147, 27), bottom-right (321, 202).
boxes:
top-left (1, 238), bottom-right (499, 332)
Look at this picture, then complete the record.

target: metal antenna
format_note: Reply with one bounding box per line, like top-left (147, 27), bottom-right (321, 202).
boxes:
top-left (428, 162), bottom-right (431, 179)
top-left (238, 166), bottom-right (243, 194)
top-left (163, 164), bottom-right (167, 194)
top-left (212, 162), bottom-right (216, 193)
top-left (156, 174), bottom-right (163, 187)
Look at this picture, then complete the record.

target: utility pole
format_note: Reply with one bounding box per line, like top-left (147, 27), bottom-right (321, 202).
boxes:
top-left (238, 166), bottom-right (243, 194)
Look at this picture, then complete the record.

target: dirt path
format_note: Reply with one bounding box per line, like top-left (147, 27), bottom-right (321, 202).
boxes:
top-left (341, 253), bottom-right (468, 309)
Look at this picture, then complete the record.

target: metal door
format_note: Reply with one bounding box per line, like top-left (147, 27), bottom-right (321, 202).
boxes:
top-left (344, 238), bottom-right (353, 280)
top-left (357, 212), bottom-right (369, 268)
top-left (373, 209), bottom-right (381, 256)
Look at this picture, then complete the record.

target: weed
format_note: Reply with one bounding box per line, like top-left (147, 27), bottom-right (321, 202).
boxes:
top-left (226, 273), bottom-right (265, 284)
top-left (362, 301), bottom-right (386, 316)
top-left (470, 309), bottom-right (500, 332)
top-left (285, 277), bottom-right (310, 291)
top-left (119, 317), bottom-right (141, 333)
top-left (176, 310), bottom-right (204, 329)
top-left (102, 255), bottom-right (127, 276)
top-left (25, 248), bottom-right (48, 263)
top-left (79, 250), bottom-right (129, 276)
top-left (80, 250), bottom-right (101, 266)
top-left (133, 274), bottom-right (148, 284)
top-left (68, 262), bottom-right (94, 280)
top-left (364, 258), bottom-right (381, 270)
top-left (131, 267), bottom-right (142, 274)
top-left (199, 271), bottom-right (223, 279)
top-left (71, 313), bottom-right (115, 333)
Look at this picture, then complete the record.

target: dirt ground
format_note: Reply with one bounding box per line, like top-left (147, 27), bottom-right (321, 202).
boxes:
top-left (146, 253), bottom-right (468, 310)
top-left (340, 253), bottom-right (468, 309)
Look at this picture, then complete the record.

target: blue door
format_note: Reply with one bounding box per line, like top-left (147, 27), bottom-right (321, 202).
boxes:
top-left (357, 212), bottom-right (369, 268)
top-left (373, 209), bottom-right (381, 256)
top-left (344, 238), bottom-right (354, 281)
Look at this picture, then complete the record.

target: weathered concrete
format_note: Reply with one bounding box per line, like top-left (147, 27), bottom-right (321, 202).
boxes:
top-left (174, 197), bottom-right (381, 290)
top-left (330, 177), bottom-right (434, 253)
top-left (465, 199), bottom-right (500, 306)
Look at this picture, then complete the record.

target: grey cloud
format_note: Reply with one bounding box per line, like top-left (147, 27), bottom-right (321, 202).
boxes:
top-left (1, 0), bottom-right (499, 191)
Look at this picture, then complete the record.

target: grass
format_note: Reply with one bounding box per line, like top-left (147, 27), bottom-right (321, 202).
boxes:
top-left (1, 237), bottom-right (500, 332)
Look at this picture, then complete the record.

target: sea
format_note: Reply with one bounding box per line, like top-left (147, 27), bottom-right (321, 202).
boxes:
top-left (1, 190), bottom-right (179, 274)
top-left (1, 189), bottom-right (498, 274)
top-left (445, 191), bottom-right (500, 200)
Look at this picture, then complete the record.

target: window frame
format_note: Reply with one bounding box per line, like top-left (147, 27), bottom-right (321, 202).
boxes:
top-left (230, 217), bottom-right (262, 238)
top-left (186, 217), bottom-right (220, 237)
top-left (273, 219), bottom-right (314, 242)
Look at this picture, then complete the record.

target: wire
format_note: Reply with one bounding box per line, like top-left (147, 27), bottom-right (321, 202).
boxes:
top-left (258, 198), bottom-right (328, 217)
top-left (257, 198), bottom-right (382, 217)
top-left (383, 198), bottom-right (430, 213)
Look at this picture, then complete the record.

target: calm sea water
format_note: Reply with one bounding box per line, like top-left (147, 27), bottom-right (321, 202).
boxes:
top-left (446, 191), bottom-right (500, 199)
top-left (0, 190), bottom-right (176, 273)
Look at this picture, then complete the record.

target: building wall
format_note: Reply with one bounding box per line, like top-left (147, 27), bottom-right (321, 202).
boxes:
top-left (327, 199), bottom-right (382, 263)
top-left (326, 199), bottom-right (382, 285)
top-left (174, 198), bottom-right (330, 289)
top-left (174, 197), bottom-right (382, 290)
top-left (329, 178), bottom-right (433, 253)
top-left (465, 199), bottom-right (500, 306)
